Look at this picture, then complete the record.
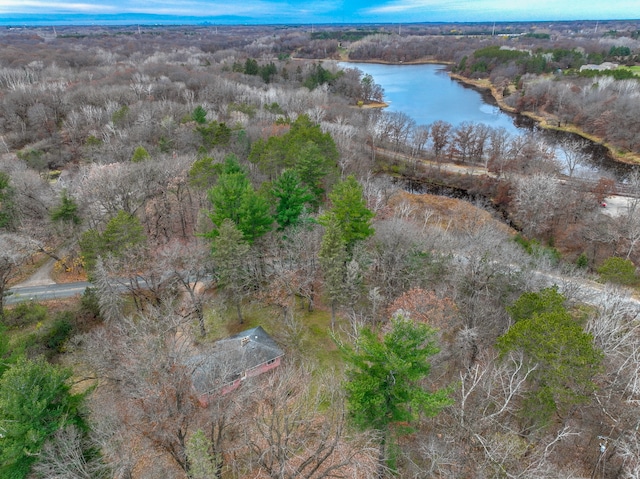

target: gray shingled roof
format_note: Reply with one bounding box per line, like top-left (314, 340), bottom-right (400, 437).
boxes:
top-left (187, 326), bottom-right (284, 394)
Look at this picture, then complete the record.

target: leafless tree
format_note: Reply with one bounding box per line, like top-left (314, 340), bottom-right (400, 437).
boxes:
top-left (241, 362), bottom-right (377, 479)
top-left (512, 173), bottom-right (562, 238)
top-left (83, 306), bottom-right (200, 475)
top-left (430, 120), bottom-right (452, 166)
top-left (0, 233), bottom-right (39, 313)
top-left (31, 425), bottom-right (111, 479)
top-left (156, 238), bottom-right (212, 336)
top-left (558, 138), bottom-right (590, 178)
top-left (410, 124), bottom-right (430, 158)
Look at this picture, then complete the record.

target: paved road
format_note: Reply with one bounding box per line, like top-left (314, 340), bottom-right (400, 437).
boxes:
top-left (6, 281), bottom-right (92, 305)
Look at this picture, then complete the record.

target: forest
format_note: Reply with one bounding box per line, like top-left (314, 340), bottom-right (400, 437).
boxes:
top-left (0, 20), bottom-right (639, 479)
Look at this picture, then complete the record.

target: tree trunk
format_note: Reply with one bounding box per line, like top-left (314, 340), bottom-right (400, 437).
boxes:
top-left (330, 299), bottom-right (336, 331)
top-left (236, 301), bottom-right (243, 324)
top-left (377, 433), bottom-right (386, 479)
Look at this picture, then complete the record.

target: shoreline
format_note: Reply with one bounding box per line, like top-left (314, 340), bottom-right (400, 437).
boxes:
top-left (339, 56), bottom-right (638, 166)
top-left (340, 57), bottom-right (455, 66)
top-left (448, 72), bottom-right (640, 166)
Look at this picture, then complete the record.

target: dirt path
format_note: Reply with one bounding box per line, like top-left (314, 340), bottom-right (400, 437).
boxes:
top-left (15, 257), bottom-right (57, 287)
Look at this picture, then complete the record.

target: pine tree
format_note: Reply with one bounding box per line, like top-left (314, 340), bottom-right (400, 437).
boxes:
top-left (318, 213), bottom-right (348, 330)
top-left (271, 169), bottom-right (314, 230)
top-left (0, 356), bottom-right (85, 479)
top-left (320, 175), bottom-right (374, 254)
top-left (498, 287), bottom-right (603, 425)
top-left (50, 189), bottom-right (81, 225)
top-left (206, 156), bottom-right (272, 244)
top-left (339, 316), bottom-right (452, 477)
top-left (211, 219), bottom-right (251, 323)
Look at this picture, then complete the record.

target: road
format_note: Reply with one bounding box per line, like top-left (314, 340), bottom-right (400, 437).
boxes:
top-left (6, 281), bottom-right (92, 305)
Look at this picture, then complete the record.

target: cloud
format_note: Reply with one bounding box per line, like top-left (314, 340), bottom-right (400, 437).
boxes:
top-left (0, 0), bottom-right (345, 18)
top-left (366, 0), bottom-right (448, 14)
top-left (0, 1), bottom-right (116, 13)
top-left (363, 0), bottom-right (640, 21)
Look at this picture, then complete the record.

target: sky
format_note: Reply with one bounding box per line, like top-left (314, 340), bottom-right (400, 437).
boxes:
top-left (0, 0), bottom-right (638, 25)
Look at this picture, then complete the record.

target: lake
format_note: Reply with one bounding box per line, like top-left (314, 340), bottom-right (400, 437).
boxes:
top-left (342, 62), bottom-right (627, 180)
top-left (341, 62), bottom-right (521, 134)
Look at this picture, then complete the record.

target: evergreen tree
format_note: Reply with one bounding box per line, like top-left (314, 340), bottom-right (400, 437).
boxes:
top-left (206, 156), bottom-right (272, 243)
top-left (339, 316), bottom-right (452, 477)
top-left (271, 169), bottom-right (314, 230)
top-left (293, 142), bottom-right (333, 207)
top-left (79, 210), bottom-right (146, 277)
top-left (597, 256), bottom-right (638, 286)
top-left (188, 156), bottom-right (219, 190)
top-left (244, 58), bottom-right (259, 76)
top-left (248, 114), bottom-right (339, 187)
top-left (0, 172), bottom-right (16, 230)
top-left (131, 146), bottom-right (151, 163)
top-left (507, 286), bottom-right (565, 323)
top-left (498, 288), bottom-right (603, 426)
top-left (0, 356), bottom-right (85, 479)
top-left (211, 219), bottom-right (251, 323)
top-left (318, 213), bottom-right (348, 330)
top-left (186, 430), bottom-right (219, 479)
top-left (50, 189), bottom-right (81, 225)
top-left (320, 175), bottom-right (374, 254)
top-left (191, 105), bottom-right (208, 124)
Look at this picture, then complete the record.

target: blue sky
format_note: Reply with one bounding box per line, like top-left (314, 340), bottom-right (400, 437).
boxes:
top-left (0, 0), bottom-right (638, 24)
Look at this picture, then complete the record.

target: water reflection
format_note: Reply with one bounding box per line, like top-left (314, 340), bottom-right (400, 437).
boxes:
top-left (341, 62), bottom-right (632, 181)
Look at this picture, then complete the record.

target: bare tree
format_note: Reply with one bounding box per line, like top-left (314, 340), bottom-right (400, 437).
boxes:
top-left (0, 233), bottom-right (38, 314)
top-left (558, 138), bottom-right (589, 178)
top-left (83, 307), bottom-right (201, 475)
top-left (242, 363), bottom-right (377, 479)
top-left (410, 124), bottom-right (430, 158)
top-left (512, 173), bottom-right (562, 238)
top-left (157, 238), bottom-right (212, 336)
top-left (31, 425), bottom-right (111, 479)
top-left (430, 120), bottom-right (452, 166)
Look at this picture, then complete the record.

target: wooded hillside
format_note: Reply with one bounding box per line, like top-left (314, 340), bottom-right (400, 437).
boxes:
top-left (0, 23), bottom-right (639, 479)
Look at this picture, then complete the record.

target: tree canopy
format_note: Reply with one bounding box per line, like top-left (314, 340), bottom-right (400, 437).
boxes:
top-left (248, 114), bottom-right (339, 194)
top-left (271, 169), bottom-right (314, 231)
top-left (320, 175), bottom-right (374, 253)
top-left (205, 155), bottom-right (272, 244)
top-left (497, 288), bottom-right (603, 425)
top-left (0, 356), bottom-right (85, 479)
top-left (0, 172), bottom-right (16, 230)
top-left (339, 316), bottom-right (452, 475)
top-left (79, 210), bottom-right (146, 277)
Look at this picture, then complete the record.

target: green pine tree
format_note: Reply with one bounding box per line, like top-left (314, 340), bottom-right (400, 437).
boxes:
top-left (271, 169), bottom-right (314, 230)
top-left (318, 213), bottom-right (348, 330)
top-left (211, 219), bottom-right (251, 323)
top-left (320, 175), bottom-right (374, 254)
top-left (0, 356), bottom-right (85, 479)
top-left (338, 316), bottom-right (452, 477)
top-left (498, 288), bottom-right (603, 426)
top-left (50, 189), bottom-right (81, 225)
top-left (205, 156), bottom-right (272, 244)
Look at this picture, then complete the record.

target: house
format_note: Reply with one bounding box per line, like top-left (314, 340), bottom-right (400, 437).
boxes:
top-left (579, 62), bottom-right (619, 72)
top-left (187, 326), bottom-right (284, 406)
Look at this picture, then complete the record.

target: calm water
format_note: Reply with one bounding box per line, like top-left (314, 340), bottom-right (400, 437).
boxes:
top-left (342, 62), bottom-right (627, 179)
top-left (342, 62), bottom-right (521, 134)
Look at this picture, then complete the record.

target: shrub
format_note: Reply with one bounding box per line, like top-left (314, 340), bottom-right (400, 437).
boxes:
top-left (3, 302), bottom-right (48, 329)
top-left (597, 256), bottom-right (638, 286)
top-left (44, 313), bottom-right (74, 353)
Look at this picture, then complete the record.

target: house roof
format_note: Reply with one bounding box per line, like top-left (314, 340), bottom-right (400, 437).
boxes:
top-left (187, 326), bottom-right (284, 394)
